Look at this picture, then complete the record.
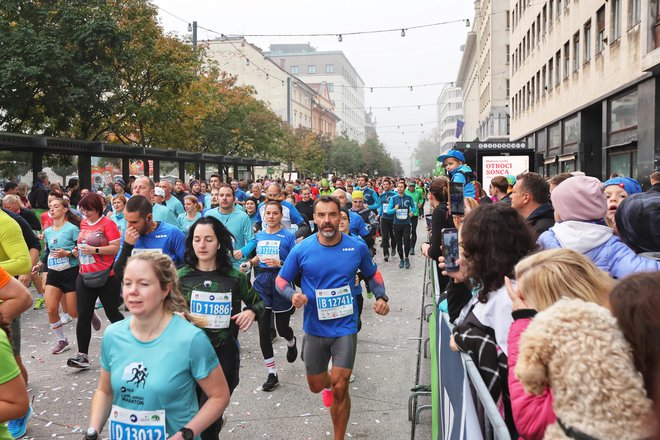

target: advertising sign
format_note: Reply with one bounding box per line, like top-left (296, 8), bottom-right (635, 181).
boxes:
top-left (481, 156), bottom-right (530, 191)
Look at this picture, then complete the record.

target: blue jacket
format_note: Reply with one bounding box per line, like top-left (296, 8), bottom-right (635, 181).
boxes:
top-left (387, 194), bottom-right (417, 225)
top-left (538, 221), bottom-right (660, 279)
top-left (448, 164), bottom-right (476, 199)
top-left (378, 190), bottom-right (397, 219)
top-left (354, 186), bottom-right (380, 211)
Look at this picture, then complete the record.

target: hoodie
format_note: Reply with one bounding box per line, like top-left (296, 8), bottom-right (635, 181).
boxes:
top-left (448, 164), bottom-right (476, 199)
top-left (538, 221), bottom-right (660, 278)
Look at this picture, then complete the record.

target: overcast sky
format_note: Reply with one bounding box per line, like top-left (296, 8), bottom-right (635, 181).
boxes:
top-left (152, 0), bottom-right (475, 172)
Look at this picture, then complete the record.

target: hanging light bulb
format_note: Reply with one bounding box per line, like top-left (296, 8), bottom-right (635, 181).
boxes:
top-left (370, 87), bottom-right (374, 93)
top-left (338, 34), bottom-right (343, 42)
top-left (387, 107), bottom-right (391, 111)
top-left (246, 59), bottom-right (250, 66)
top-left (410, 86), bottom-right (414, 92)
top-left (187, 23), bottom-right (193, 32)
top-left (465, 19), bottom-right (470, 28)
top-left (417, 105), bottom-right (421, 109)
top-left (401, 29), bottom-right (406, 37)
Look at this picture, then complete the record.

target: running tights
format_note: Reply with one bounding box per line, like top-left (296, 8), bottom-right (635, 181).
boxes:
top-left (75, 275), bottom-right (124, 354)
top-left (380, 218), bottom-right (394, 256)
top-left (410, 216), bottom-right (419, 250)
top-left (258, 308), bottom-right (294, 359)
top-left (393, 223), bottom-right (411, 259)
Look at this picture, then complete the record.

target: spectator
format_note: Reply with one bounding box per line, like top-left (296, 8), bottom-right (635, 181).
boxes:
top-left (510, 173), bottom-right (554, 238)
top-left (603, 176), bottom-right (642, 232)
top-left (2, 195), bottom-right (41, 231)
top-left (28, 172), bottom-right (50, 211)
top-left (614, 191), bottom-right (660, 259)
top-left (437, 150), bottom-right (476, 199)
top-left (538, 176), bottom-right (660, 278)
top-left (66, 178), bottom-right (81, 208)
top-left (132, 177), bottom-right (179, 228)
top-left (505, 249), bottom-right (613, 439)
top-left (548, 172), bottom-right (573, 192)
top-left (649, 171), bottom-right (660, 192)
top-left (16, 183), bottom-right (31, 210)
top-left (1, 182), bottom-right (18, 199)
top-left (490, 176), bottom-right (511, 205)
top-left (113, 179), bottom-right (130, 201)
top-left (421, 177), bottom-right (454, 263)
top-left (172, 178), bottom-right (187, 204)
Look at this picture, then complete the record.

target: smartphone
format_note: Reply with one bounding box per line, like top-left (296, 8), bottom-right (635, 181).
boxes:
top-left (425, 216), bottom-right (432, 230)
top-left (441, 228), bottom-right (460, 272)
top-left (449, 182), bottom-right (465, 216)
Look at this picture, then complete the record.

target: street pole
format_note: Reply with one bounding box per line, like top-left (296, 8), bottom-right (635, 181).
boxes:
top-left (192, 21), bottom-right (197, 49)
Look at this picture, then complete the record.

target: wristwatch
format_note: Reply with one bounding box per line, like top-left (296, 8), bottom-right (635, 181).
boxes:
top-left (179, 427), bottom-right (194, 440)
top-left (95, 247), bottom-right (100, 254)
top-left (377, 294), bottom-right (389, 302)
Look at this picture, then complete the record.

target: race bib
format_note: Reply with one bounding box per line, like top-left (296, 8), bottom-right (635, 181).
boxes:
top-left (131, 248), bottom-right (163, 256)
top-left (47, 256), bottom-right (71, 271)
top-left (395, 209), bottom-right (408, 220)
top-left (190, 291), bottom-right (232, 329)
top-left (256, 240), bottom-right (280, 262)
top-left (109, 406), bottom-right (166, 440)
top-left (316, 285), bottom-right (353, 321)
top-left (290, 223), bottom-right (299, 234)
top-left (382, 203), bottom-right (389, 213)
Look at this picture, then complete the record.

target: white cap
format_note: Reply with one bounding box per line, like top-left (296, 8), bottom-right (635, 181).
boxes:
top-left (154, 187), bottom-right (165, 197)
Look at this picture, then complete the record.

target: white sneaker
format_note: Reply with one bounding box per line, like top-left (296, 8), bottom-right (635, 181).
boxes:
top-left (60, 313), bottom-right (73, 324)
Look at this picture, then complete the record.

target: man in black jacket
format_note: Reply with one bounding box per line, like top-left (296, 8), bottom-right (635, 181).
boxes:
top-left (511, 172), bottom-right (555, 238)
top-left (28, 172), bottom-right (50, 210)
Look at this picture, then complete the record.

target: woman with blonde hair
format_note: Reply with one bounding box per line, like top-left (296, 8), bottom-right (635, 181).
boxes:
top-left (505, 248), bottom-right (614, 440)
top-left (178, 195), bottom-right (203, 234)
top-left (86, 252), bottom-right (229, 440)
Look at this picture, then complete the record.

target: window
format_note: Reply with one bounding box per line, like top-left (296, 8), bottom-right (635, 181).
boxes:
top-left (328, 83), bottom-right (334, 92)
top-left (506, 10), bottom-right (511, 29)
top-left (506, 79), bottom-right (510, 99)
top-left (609, 90), bottom-right (638, 133)
top-left (563, 116), bottom-right (580, 145)
top-left (548, 58), bottom-right (554, 90)
top-left (597, 6), bottom-right (606, 51)
top-left (630, 0), bottom-right (641, 26)
top-left (555, 50), bottom-right (561, 84)
top-left (537, 15), bottom-right (542, 43)
top-left (557, 0), bottom-right (562, 17)
top-left (563, 42), bottom-right (570, 78)
top-left (536, 71), bottom-right (541, 100)
top-left (542, 65), bottom-right (547, 94)
top-left (584, 20), bottom-right (592, 62)
top-left (549, 0), bottom-right (554, 22)
top-left (573, 32), bottom-right (580, 71)
top-left (542, 5), bottom-right (547, 33)
top-left (308, 65), bottom-right (316, 74)
top-left (532, 23), bottom-right (536, 50)
top-left (325, 64), bottom-right (334, 73)
top-left (612, 0), bottom-right (621, 40)
top-left (291, 66), bottom-right (299, 74)
top-left (506, 44), bottom-right (510, 64)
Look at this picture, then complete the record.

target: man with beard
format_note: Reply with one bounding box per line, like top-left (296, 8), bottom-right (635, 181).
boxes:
top-left (113, 195), bottom-right (186, 280)
top-left (275, 196), bottom-right (390, 440)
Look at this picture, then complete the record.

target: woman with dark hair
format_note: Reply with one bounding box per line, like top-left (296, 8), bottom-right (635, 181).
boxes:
top-left (421, 177), bottom-right (455, 263)
top-left (178, 216), bottom-right (264, 439)
top-left (244, 200), bottom-right (298, 392)
top-left (610, 272), bottom-right (660, 405)
top-left (67, 193), bottom-right (124, 370)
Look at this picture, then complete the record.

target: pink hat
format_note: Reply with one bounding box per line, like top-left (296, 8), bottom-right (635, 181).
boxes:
top-left (551, 176), bottom-right (607, 221)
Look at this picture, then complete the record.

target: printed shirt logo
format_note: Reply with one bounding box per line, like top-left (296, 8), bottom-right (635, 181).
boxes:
top-left (122, 362), bottom-right (148, 388)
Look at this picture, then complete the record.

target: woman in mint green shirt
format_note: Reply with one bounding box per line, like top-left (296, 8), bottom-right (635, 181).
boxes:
top-left (178, 195), bottom-right (203, 234)
top-left (87, 252), bottom-right (230, 440)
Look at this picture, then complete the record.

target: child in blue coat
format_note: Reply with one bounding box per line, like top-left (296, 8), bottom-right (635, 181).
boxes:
top-left (437, 150), bottom-right (476, 199)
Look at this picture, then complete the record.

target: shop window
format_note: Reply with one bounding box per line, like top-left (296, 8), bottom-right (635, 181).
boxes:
top-left (0, 151), bottom-right (33, 185)
top-left (608, 148), bottom-right (638, 178)
top-left (609, 90), bottom-right (638, 133)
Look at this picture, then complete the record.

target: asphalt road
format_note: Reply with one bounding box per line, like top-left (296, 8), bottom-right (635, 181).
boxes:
top-left (17, 221), bottom-right (431, 440)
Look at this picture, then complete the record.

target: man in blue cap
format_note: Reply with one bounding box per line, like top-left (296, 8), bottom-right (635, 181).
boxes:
top-left (437, 150), bottom-right (476, 199)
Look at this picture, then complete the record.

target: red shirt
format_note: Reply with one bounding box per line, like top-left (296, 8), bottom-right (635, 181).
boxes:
top-left (40, 212), bottom-right (54, 230)
top-left (77, 216), bottom-right (120, 274)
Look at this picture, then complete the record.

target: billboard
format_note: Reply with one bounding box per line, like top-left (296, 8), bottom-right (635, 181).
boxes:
top-left (481, 156), bottom-right (530, 191)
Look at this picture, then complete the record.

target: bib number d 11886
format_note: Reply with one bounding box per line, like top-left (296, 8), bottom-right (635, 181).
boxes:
top-left (109, 406), bottom-right (166, 440)
top-left (316, 285), bottom-right (353, 320)
top-left (190, 291), bottom-right (232, 329)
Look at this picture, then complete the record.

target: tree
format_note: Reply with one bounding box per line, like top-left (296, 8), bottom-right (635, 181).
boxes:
top-left (327, 135), bottom-right (361, 176)
top-left (414, 132), bottom-right (442, 176)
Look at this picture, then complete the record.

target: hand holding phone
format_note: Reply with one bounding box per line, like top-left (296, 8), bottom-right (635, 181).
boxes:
top-left (441, 228), bottom-right (460, 272)
top-left (449, 182), bottom-right (465, 217)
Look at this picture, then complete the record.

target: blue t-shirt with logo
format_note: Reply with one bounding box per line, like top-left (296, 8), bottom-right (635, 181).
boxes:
top-left (278, 233), bottom-right (377, 337)
top-left (378, 190), bottom-right (397, 219)
top-left (256, 200), bottom-right (304, 231)
top-left (254, 228), bottom-right (297, 269)
top-left (43, 222), bottom-right (80, 270)
top-left (117, 222), bottom-right (186, 267)
top-left (387, 194), bottom-right (417, 225)
top-left (100, 315), bottom-right (218, 438)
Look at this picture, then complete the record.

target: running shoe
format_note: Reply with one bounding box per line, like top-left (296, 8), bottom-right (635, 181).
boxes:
top-left (52, 339), bottom-right (69, 355)
top-left (399, 259), bottom-right (405, 269)
top-left (60, 312), bottom-right (73, 325)
top-left (286, 336), bottom-right (298, 363)
top-left (7, 405), bottom-right (32, 439)
top-left (67, 352), bottom-right (90, 369)
top-left (321, 388), bottom-right (333, 407)
top-left (405, 258), bottom-right (411, 269)
top-left (91, 312), bottom-right (101, 331)
top-left (33, 296), bottom-right (45, 310)
top-left (383, 254), bottom-right (389, 262)
top-left (262, 373), bottom-right (279, 392)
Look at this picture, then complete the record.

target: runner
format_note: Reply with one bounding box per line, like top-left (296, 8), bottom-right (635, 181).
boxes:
top-left (405, 181), bottom-right (423, 255)
top-left (275, 196), bottom-right (390, 440)
top-left (354, 174), bottom-right (380, 215)
top-left (178, 217), bottom-right (264, 439)
top-left (377, 179), bottom-right (397, 261)
top-left (245, 201), bottom-right (298, 392)
top-left (67, 193), bottom-right (124, 370)
top-left (159, 180), bottom-right (185, 217)
top-left (255, 183), bottom-right (309, 237)
top-left (178, 195), bottom-right (203, 234)
top-left (349, 191), bottom-right (378, 256)
top-left (331, 189), bottom-right (371, 242)
top-left (85, 252), bottom-right (230, 440)
top-left (388, 180), bottom-right (416, 269)
top-left (39, 197), bottom-right (81, 354)
top-left (114, 195), bottom-right (186, 280)
top-left (131, 177), bottom-right (179, 228)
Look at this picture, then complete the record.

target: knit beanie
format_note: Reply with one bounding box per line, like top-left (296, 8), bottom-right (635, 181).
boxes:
top-left (603, 177), bottom-right (643, 196)
top-left (615, 192), bottom-right (660, 253)
top-left (551, 176), bottom-right (607, 221)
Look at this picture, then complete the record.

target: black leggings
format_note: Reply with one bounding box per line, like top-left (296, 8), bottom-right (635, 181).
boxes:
top-left (393, 223), bottom-right (411, 259)
top-left (410, 216), bottom-right (419, 250)
top-left (258, 308), bottom-right (294, 359)
top-left (75, 275), bottom-right (124, 354)
top-left (380, 217), bottom-right (394, 256)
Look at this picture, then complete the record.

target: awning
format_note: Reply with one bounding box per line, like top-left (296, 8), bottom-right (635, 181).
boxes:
top-left (543, 156), bottom-right (557, 165)
top-left (558, 153), bottom-right (576, 162)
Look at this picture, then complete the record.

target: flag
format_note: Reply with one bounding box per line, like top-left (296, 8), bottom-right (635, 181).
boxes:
top-left (455, 119), bottom-right (465, 139)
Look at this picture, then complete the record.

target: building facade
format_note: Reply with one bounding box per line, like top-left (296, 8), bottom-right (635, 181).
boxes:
top-left (456, 0), bottom-right (511, 143)
top-left (437, 84), bottom-right (464, 152)
top-left (204, 38), bottom-right (317, 129)
top-left (265, 44), bottom-right (367, 143)
top-left (510, 0), bottom-right (660, 182)
top-left (308, 82), bottom-right (339, 139)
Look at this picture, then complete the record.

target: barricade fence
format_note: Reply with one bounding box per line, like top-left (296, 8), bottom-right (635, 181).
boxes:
top-left (428, 260), bottom-right (511, 440)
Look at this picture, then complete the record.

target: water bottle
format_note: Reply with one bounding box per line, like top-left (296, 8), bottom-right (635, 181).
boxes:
top-left (84, 428), bottom-right (98, 440)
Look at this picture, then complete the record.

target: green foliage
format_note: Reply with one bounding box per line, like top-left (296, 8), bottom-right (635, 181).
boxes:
top-left (414, 134), bottom-right (442, 176)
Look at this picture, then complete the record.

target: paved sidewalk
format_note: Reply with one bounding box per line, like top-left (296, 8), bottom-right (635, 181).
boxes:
top-left (17, 222), bottom-right (429, 440)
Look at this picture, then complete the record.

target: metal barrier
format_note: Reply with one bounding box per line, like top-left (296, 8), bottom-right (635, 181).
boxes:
top-left (427, 260), bottom-right (511, 440)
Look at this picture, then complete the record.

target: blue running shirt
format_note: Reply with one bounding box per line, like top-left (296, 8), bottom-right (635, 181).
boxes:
top-left (117, 222), bottom-right (186, 266)
top-left (255, 228), bottom-right (297, 269)
top-left (278, 234), bottom-right (377, 337)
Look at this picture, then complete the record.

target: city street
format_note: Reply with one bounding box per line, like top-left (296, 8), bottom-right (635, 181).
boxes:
top-left (17, 223), bottom-right (431, 440)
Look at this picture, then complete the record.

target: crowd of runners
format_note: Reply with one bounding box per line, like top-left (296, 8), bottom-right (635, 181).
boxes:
top-left (1, 152), bottom-right (659, 440)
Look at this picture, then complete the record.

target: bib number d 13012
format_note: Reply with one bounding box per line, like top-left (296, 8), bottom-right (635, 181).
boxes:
top-left (316, 285), bottom-right (353, 320)
top-left (109, 406), bottom-right (166, 440)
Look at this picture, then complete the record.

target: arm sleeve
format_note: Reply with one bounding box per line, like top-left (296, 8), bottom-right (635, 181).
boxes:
top-left (113, 238), bottom-right (134, 281)
top-left (367, 190), bottom-right (380, 211)
top-left (609, 240), bottom-right (660, 279)
top-left (240, 237), bottom-right (257, 257)
top-left (507, 318), bottom-right (556, 439)
top-left (0, 216), bottom-right (32, 275)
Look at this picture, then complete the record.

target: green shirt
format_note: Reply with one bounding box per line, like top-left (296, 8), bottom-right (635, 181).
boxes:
top-left (177, 266), bottom-right (264, 346)
top-left (405, 189), bottom-right (424, 217)
top-left (0, 329), bottom-right (21, 440)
